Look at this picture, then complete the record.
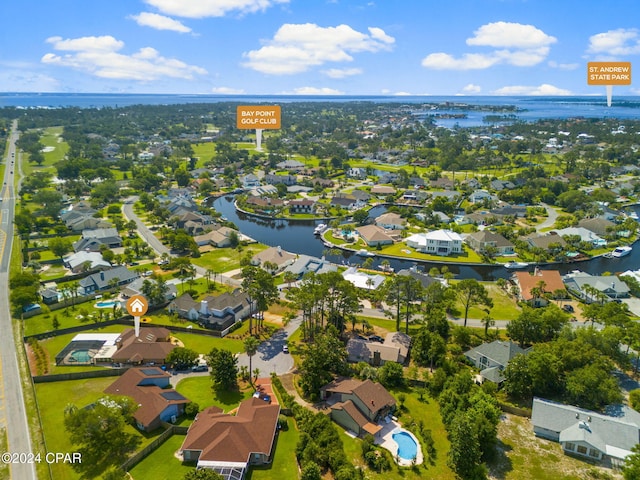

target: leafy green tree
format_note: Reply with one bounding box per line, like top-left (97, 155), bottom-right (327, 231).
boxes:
top-left (300, 462), bottom-right (322, 480)
top-left (48, 237), bottom-right (73, 261)
top-left (299, 327), bottom-right (348, 399)
top-left (412, 327), bottom-right (446, 370)
top-left (623, 444), bottom-right (640, 480)
top-left (64, 396), bottom-right (140, 479)
top-left (565, 361), bottom-right (623, 410)
top-left (206, 348), bottom-right (238, 391)
top-left (183, 468), bottom-right (224, 480)
top-left (454, 279), bottom-right (493, 328)
top-left (447, 413), bottom-right (483, 480)
top-left (377, 361), bottom-right (405, 388)
top-left (166, 347), bottom-right (199, 370)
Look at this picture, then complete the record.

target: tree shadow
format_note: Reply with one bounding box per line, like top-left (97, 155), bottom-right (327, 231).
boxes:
top-left (487, 438), bottom-right (514, 480)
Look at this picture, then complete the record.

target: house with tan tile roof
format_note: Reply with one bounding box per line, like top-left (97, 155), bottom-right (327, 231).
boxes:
top-left (356, 225), bottom-right (394, 247)
top-left (104, 367), bottom-right (189, 432)
top-left (181, 397), bottom-right (280, 480)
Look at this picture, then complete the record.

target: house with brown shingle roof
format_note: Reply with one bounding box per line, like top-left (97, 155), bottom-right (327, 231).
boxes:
top-left (251, 246), bottom-right (296, 273)
top-left (110, 327), bottom-right (176, 365)
top-left (104, 367), bottom-right (189, 432)
top-left (181, 397), bottom-right (280, 479)
top-left (513, 269), bottom-right (566, 306)
top-left (320, 378), bottom-right (396, 437)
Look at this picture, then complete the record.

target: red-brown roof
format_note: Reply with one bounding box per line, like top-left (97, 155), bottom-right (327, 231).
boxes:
top-left (181, 397), bottom-right (280, 463)
top-left (111, 328), bottom-right (176, 364)
top-left (515, 270), bottom-right (565, 301)
top-left (104, 367), bottom-right (189, 429)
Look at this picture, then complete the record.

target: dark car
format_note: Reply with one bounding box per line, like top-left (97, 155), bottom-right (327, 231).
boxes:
top-left (192, 365), bottom-right (208, 372)
top-left (562, 304), bottom-right (574, 313)
top-left (369, 335), bottom-right (384, 343)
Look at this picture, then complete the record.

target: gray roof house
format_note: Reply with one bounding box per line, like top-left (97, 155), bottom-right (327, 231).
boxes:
top-left (532, 397), bottom-right (640, 468)
top-left (74, 228), bottom-right (123, 252)
top-left (79, 266), bottom-right (139, 295)
top-left (562, 271), bottom-right (630, 301)
top-left (346, 332), bottom-right (411, 366)
top-left (464, 340), bottom-right (530, 384)
top-left (465, 231), bottom-right (515, 255)
top-left (64, 251), bottom-right (111, 273)
top-left (168, 290), bottom-right (251, 332)
top-left (283, 255), bottom-right (337, 279)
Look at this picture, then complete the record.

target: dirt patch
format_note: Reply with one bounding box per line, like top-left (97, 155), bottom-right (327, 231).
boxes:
top-left (489, 413), bottom-right (622, 480)
top-left (262, 312), bottom-right (283, 325)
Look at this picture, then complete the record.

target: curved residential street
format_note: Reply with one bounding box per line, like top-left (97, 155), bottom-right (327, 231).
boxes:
top-left (0, 121), bottom-right (37, 480)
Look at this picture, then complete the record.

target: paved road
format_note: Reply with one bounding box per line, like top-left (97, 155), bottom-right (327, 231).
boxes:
top-left (535, 203), bottom-right (559, 231)
top-left (236, 316), bottom-right (301, 375)
top-left (122, 198), bottom-right (240, 287)
top-left (0, 122), bottom-right (37, 479)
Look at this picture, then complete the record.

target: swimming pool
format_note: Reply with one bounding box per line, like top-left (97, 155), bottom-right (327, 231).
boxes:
top-left (392, 430), bottom-right (418, 461)
top-left (69, 349), bottom-right (91, 363)
top-left (95, 300), bottom-right (121, 308)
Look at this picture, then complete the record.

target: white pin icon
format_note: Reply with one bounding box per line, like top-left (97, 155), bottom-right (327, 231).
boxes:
top-left (588, 62), bottom-right (632, 107)
top-left (126, 295), bottom-right (149, 337)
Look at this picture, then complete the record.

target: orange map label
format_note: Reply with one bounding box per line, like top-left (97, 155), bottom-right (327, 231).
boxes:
top-left (237, 106), bottom-right (281, 129)
top-left (588, 62), bottom-right (632, 85)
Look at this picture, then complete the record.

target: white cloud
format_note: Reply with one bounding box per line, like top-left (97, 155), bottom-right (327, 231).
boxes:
top-left (144, 0), bottom-right (289, 19)
top-left (461, 83), bottom-right (481, 94)
top-left (548, 60), bottom-right (579, 70)
top-left (42, 35), bottom-right (207, 81)
top-left (211, 86), bottom-right (245, 94)
top-left (421, 52), bottom-right (499, 70)
top-left (130, 12), bottom-right (191, 33)
top-left (283, 86), bottom-right (344, 95)
top-left (587, 28), bottom-right (640, 56)
top-left (467, 22), bottom-right (556, 49)
top-left (493, 84), bottom-right (572, 96)
top-left (243, 23), bottom-right (394, 75)
top-left (322, 67), bottom-right (362, 78)
top-left (422, 21), bottom-right (555, 70)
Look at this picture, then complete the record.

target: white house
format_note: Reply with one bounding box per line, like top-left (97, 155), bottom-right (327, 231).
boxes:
top-left (405, 230), bottom-right (463, 256)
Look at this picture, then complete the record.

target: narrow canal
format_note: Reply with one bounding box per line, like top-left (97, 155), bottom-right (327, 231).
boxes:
top-left (212, 195), bottom-right (640, 281)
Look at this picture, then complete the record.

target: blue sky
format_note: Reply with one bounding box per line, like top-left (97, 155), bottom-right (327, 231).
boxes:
top-left (1, 0), bottom-right (640, 95)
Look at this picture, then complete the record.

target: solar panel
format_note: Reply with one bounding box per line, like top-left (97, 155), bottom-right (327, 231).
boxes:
top-left (161, 391), bottom-right (186, 401)
top-left (141, 368), bottom-right (162, 376)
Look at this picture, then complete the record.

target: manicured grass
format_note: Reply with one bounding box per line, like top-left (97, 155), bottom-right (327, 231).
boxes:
top-left (192, 243), bottom-right (269, 273)
top-left (127, 433), bottom-right (194, 480)
top-left (175, 376), bottom-right (253, 411)
top-left (171, 331), bottom-right (245, 355)
top-left (35, 377), bottom-right (141, 480)
top-left (377, 242), bottom-right (484, 264)
top-left (451, 281), bottom-right (522, 321)
top-left (248, 421), bottom-right (301, 480)
top-left (22, 126), bottom-right (68, 176)
top-left (340, 387), bottom-right (456, 480)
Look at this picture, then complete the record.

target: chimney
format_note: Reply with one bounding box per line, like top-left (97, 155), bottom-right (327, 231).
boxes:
top-left (200, 300), bottom-right (208, 315)
top-left (100, 272), bottom-right (105, 281)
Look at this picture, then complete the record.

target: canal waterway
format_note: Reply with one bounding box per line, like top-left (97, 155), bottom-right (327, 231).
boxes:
top-left (211, 196), bottom-right (640, 281)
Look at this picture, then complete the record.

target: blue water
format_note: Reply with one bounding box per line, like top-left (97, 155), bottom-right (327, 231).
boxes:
top-left (70, 350), bottom-right (91, 362)
top-left (95, 300), bottom-right (119, 308)
top-left (392, 431), bottom-right (417, 460)
top-left (3, 93), bottom-right (640, 125)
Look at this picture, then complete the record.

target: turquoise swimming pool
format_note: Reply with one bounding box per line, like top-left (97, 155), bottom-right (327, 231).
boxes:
top-left (392, 430), bottom-right (417, 460)
top-left (95, 300), bottom-right (120, 308)
top-left (69, 349), bottom-right (91, 363)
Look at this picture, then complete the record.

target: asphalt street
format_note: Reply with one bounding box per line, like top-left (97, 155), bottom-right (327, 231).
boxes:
top-left (0, 121), bottom-right (37, 480)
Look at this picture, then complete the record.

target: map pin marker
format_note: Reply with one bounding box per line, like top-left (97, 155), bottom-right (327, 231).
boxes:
top-left (588, 62), bottom-right (632, 107)
top-left (126, 295), bottom-right (149, 338)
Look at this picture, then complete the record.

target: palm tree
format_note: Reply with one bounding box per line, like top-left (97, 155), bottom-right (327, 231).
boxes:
top-left (244, 336), bottom-right (260, 385)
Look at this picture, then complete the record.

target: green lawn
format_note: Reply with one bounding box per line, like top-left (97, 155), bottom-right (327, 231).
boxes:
top-left (127, 434), bottom-right (194, 480)
top-left (172, 331), bottom-right (245, 355)
top-left (451, 281), bottom-right (522, 321)
top-left (248, 422), bottom-right (301, 480)
top-left (35, 377), bottom-right (150, 480)
top-left (340, 387), bottom-right (456, 480)
top-left (175, 376), bottom-right (253, 411)
top-left (192, 243), bottom-right (269, 273)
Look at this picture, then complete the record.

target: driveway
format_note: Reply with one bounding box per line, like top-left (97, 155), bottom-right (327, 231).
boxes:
top-left (237, 316), bottom-right (301, 375)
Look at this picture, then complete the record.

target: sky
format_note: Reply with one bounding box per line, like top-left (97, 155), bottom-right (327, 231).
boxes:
top-left (1, 0), bottom-right (640, 96)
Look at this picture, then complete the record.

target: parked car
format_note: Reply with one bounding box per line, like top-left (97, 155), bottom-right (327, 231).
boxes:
top-left (369, 335), bottom-right (384, 343)
top-left (192, 364), bottom-right (208, 372)
top-left (562, 304), bottom-right (574, 313)
top-left (282, 345), bottom-right (289, 354)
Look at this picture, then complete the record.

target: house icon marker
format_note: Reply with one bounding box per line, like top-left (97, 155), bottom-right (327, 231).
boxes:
top-left (126, 295), bottom-right (149, 337)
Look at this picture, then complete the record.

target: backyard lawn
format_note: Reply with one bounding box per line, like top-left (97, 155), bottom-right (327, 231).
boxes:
top-left (175, 376), bottom-right (253, 411)
top-left (192, 243), bottom-right (269, 273)
top-left (248, 421), bottom-right (301, 480)
top-left (451, 281), bottom-right (522, 321)
top-left (127, 434), bottom-right (193, 480)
